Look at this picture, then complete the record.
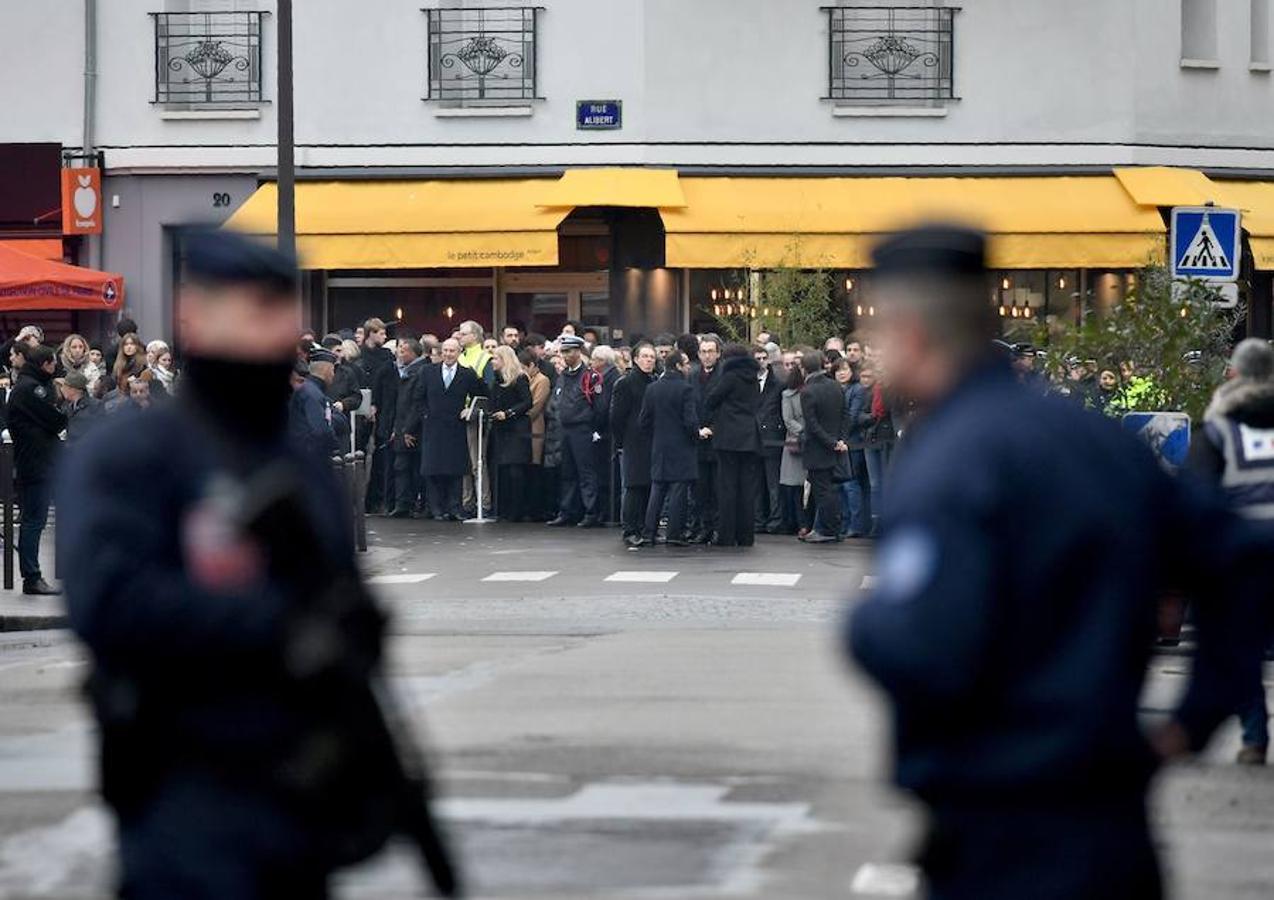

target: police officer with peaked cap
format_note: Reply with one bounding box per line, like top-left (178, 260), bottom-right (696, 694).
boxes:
top-left (844, 224), bottom-right (1271, 900)
top-left (290, 343), bottom-right (340, 460)
top-left (57, 229), bottom-right (456, 898)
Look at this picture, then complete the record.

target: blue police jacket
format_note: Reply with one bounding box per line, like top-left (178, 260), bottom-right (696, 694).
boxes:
top-left (847, 363), bottom-right (1269, 807)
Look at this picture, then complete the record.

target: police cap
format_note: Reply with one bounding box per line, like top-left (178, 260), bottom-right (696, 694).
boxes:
top-left (183, 229), bottom-right (299, 294)
top-left (871, 224), bottom-right (986, 278)
top-left (307, 345), bottom-right (338, 366)
top-left (558, 334), bottom-right (586, 350)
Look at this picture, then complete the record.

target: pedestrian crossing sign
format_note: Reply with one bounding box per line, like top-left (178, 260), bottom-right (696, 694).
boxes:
top-left (1171, 207), bottom-right (1241, 281)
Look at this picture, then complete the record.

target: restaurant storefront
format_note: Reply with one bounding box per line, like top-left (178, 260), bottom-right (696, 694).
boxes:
top-left (225, 167), bottom-right (1274, 342)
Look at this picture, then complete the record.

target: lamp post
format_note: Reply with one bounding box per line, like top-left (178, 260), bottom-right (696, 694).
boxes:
top-left (277, 0), bottom-right (295, 259)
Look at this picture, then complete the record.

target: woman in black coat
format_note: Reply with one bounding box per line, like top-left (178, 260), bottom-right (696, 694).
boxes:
top-left (489, 346), bottom-right (533, 521)
top-left (609, 342), bottom-right (657, 545)
top-left (703, 344), bottom-right (762, 547)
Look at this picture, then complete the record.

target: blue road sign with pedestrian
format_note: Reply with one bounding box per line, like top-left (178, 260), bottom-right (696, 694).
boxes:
top-left (1171, 207), bottom-right (1241, 280)
top-left (1122, 412), bottom-right (1191, 471)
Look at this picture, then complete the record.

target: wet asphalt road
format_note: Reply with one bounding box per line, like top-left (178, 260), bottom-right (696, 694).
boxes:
top-left (0, 520), bottom-right (1270, 898)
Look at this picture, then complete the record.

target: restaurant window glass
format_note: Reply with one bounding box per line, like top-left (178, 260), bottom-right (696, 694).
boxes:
top-left (505, 292), bottom-right (568, 340)
top-left (326, 282), bottom-right (493, 339)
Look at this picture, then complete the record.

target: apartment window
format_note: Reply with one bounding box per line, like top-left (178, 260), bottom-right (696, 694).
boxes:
top-left (1254, 0), bottom-right (1271, 66)
top-left (1181, 0), bottom-right (1218, 64)
top-left (425, 7), bottom-right (541, 104)
top-left (151, 11), bottom-right (266, 105)
top-left (824, 6), bottom-right (956, 105)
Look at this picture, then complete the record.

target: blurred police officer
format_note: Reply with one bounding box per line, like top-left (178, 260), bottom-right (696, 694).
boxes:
top-left (58, 231), bottom-right (454, 899)
top-left (846, 225), bottom-right (1270, 900)
top-left (9, 343), bottom-right (66, 595)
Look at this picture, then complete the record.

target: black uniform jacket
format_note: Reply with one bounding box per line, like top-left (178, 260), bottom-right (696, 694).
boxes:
top-left (610, 368), bottom-right (655, 487)
top-left (848, 363), bottom-right (1272, 808)
top-left (9, 362), bottom-right (67, 483)
top-left (390, 357), bottom-right (427, 450)
top-left (639, 370), bottom-right (699, 483)
top-left (757, 365), bottom-right (787, 452)
top-left (704, 355), bottom-right (761, 454)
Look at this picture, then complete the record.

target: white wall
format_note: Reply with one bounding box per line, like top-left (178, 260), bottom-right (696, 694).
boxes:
top-left (1, 0), bottom-right (1272, 171)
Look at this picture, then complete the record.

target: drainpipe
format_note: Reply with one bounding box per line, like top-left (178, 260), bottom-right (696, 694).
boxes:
top-left (82, 0), bottom-right (100, 270)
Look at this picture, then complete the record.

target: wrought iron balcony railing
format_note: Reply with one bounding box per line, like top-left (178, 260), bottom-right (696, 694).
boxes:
top-left (151, 11), bottom-right (266, 105)
top-left (824, 6), bottom-right (957, 104)
top-left (425, 7), bottom-right (541, 103)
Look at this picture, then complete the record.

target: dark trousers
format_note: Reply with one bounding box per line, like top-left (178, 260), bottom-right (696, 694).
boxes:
top-left (392, 448), bottom-right (420, 514)
top-left (622, 484), bottom-right (651, 538)
top-left (920, 804), bottom-right (1160, 900)
top-left (715, 450), bottom-right (759, 546)
top-left (645, 480), bottom-right (690, 541)
top-left (427, 475), bottom-right (463, 518)
top-left (17, 479), bottom-right (51, 582)
top-left (693, 456), bottom-right (718, 536)
top-left (754, 450), bottom-right (782, 530)
top-left (807, 467), bottom-right (841, 538)
top-left (779, 483), bottom-right (807, 534)
top-left (496, 463), bottom-right (528, 521)
top-left (559, 427), bottom-right (600, 521)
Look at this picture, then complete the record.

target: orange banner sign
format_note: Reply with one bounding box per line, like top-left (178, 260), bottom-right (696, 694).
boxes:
top-left (61, 167), bottom-right (103, 235)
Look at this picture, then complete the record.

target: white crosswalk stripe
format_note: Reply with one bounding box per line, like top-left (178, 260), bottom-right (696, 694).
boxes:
top-left (731, 573), bottom-right (801, 587)
top-left (604, 571), bottom-right (678, 583)
top-left (369, 573), bottom-right (436, 585)
top-left (482, 571), bottom-right (558, 582)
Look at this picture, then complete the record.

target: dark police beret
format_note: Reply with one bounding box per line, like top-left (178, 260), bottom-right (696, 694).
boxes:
top-left (184, 229), bottom-right (299, 294)
top-left (307, 345), bottom-right (338, 365)
top-left (872, 224), bottom-right (986, 277)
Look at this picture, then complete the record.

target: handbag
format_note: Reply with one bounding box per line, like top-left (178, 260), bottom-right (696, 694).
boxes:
top-left (831, 449), bottom-right (852, 484)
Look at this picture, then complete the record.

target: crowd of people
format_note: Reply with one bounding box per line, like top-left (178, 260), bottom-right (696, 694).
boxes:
top-left (287, 318), bottom-right (903, 549)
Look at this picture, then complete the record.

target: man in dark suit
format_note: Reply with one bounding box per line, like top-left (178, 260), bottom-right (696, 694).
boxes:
top-left (753, 346), bottom-right (786, 534)
top-left (419, 338), bottom-right (486, 520)
top-left (610, 343), bottom-right (657, 546)
top-left (800, 351), bottom-right (848, 543)
top-left (689, 335), bottom-right (721, 542)
top-left (703, 344), bottom-right (762, 547)
top-left (636, 350), bottom-right (699, 547)
top-left (389, 338), bottom-right (427, 518)
top-left (357, 318), bottom-right (396, 513)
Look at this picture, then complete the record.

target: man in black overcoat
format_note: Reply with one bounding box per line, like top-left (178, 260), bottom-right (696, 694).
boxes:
top-left (636, 350), bottom-right (699, 547)
top-left (610, 343), bottom-right (657, 546)
top-left (800, 351), bottom-right (849, 543)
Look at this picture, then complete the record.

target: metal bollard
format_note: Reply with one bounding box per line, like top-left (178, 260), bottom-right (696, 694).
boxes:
top-left (352, 450), bottom-right (368, 552)
top-left (1, 444), bottom-right (12, 591)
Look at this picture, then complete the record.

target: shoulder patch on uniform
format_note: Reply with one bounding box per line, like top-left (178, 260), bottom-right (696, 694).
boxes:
top-left (874, 527), bottom-right (939, 604)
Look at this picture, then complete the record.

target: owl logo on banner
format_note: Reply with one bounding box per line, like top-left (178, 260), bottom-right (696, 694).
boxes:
top-left (61, 167), bottom-right (103, 235)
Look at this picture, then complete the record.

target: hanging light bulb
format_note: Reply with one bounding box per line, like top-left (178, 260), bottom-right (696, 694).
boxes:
top-left (1180, 306), bottom-right (1189, 318)
top-left (750, 307), bottom-right (758, 318)
top-left (776, 309), bottom-right (783, 318)
top-left (845, 277), bottom-right (854, 291)
top-left (999, 305), bottom-right (1007, 317)
top-left (1057, 275), bottom-right (1066, 290)
top-left (710, 288), bottom-right (719, 301)
top-left (763, 307), bottom-right (770, 316)
top-left (1001, 276), bottom-right (1011, 291)
top-left (395, 307), bottom-right (403, 320)
top-left (856, 304), bottom-right (863, 316)
top-left (868, 306), bottom-right (875, 317)
top-left (1023, 305), bottom-right (1033, 319)
top-left (445, 306), bottom-right (454, 319)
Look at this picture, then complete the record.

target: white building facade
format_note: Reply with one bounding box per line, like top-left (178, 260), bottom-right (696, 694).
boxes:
top-left (3, 0), bottom-right (1273, 340)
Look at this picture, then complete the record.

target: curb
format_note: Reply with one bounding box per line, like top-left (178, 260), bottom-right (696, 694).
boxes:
top-left (0, 614), bottom-right (68, 632)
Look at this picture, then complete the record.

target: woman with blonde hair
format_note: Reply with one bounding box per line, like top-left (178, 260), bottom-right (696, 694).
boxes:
top-left (488, 344), bottom-right (533, 521)
top-left (59, 333), bottom-right (101, 390)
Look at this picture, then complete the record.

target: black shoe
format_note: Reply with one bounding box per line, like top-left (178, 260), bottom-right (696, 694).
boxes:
top-left (627, 537), bottom-right (650, 549)
top-left (577, 517), bottom-right (602, 528)
top-left (22, 578), bottom-right (60, 596)
top-left (546, 516), bottom-right (575, 527)
top-left (389, 508), bottom-right (413, 519)
top-left (623, 533), bottom-right (642, 547)
top-left (803, 532), bottom-right (838, 544)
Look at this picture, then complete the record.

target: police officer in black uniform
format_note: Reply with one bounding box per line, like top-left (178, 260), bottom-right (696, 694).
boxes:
top-left (9, 343), bottom-right (66, 595)
top-left (58, 230), bottom-right (456, 899)
top-left (547, 333), bottom-right (602, 527)
top-left (846, 225), bottom-right (1270, 900)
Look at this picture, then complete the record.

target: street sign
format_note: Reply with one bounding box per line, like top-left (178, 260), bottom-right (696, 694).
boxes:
top-left (1122, 412), bottom-right (1191, 471)
top-left (576, 100), bottom-right (622, 130)
top-left (1171, 207), bottom-right (1241, 281)
top-left (1170, 279), bottom-right (1240, 308)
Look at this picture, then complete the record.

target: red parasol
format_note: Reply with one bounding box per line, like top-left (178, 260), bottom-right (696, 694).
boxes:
top-left (0, 243), bottom-right (124, 311)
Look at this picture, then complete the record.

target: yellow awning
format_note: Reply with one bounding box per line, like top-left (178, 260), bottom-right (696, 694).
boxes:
top-left (663, 176), bottom-right (1166, 269)
top-left (536, 167), bottom-right (687, 208)
top-left (1114, 167), bottom-right (1218, 207)
top-left (1203, 180), bottom-right (1274, 270)
top-left (224, 180), bottom-right (567, 268)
